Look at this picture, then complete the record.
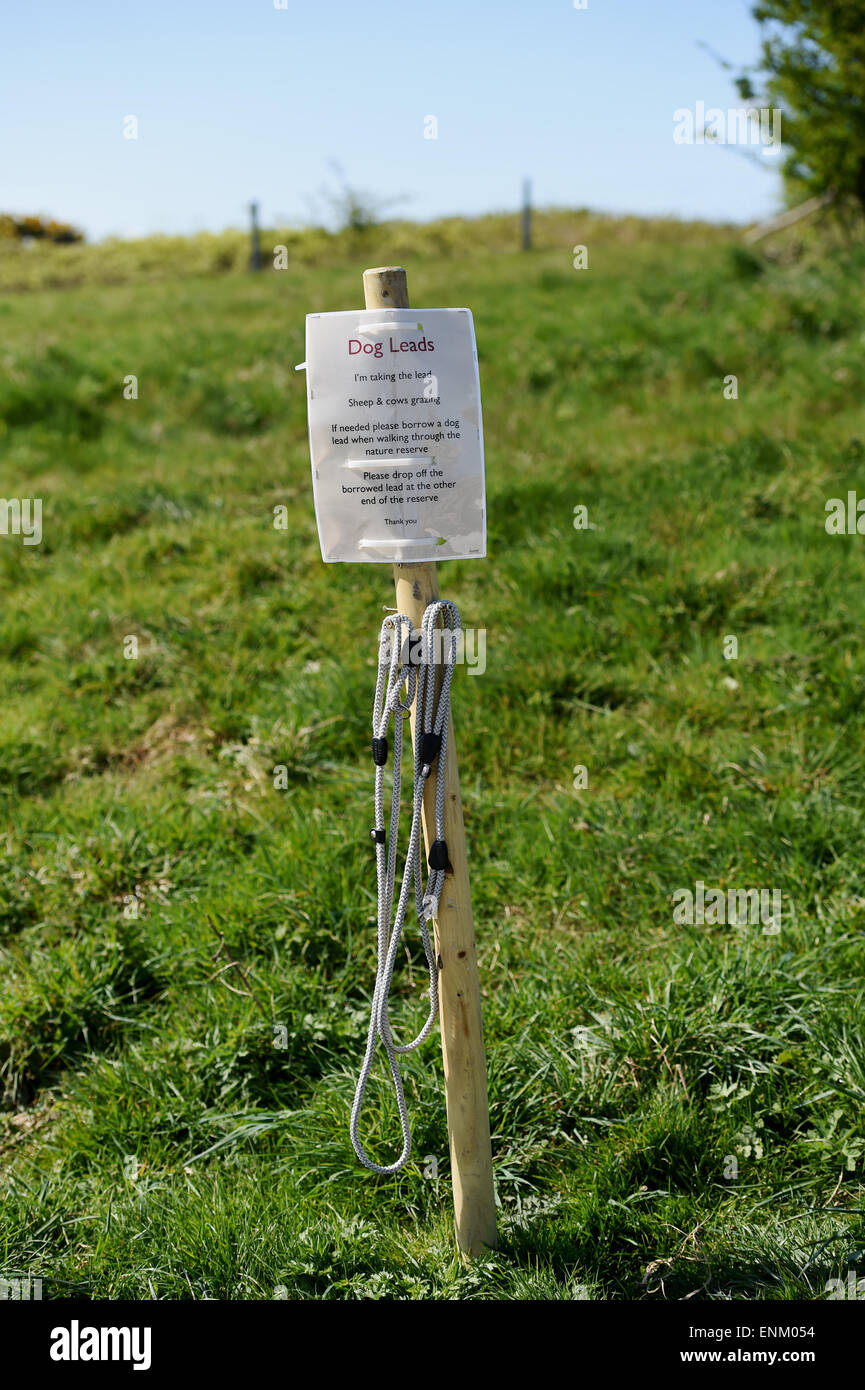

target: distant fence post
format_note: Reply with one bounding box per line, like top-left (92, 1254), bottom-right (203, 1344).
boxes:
top-left (521, 178), bottom-right (532, 251)
top-left (249, 201), bottom-right (262, 271)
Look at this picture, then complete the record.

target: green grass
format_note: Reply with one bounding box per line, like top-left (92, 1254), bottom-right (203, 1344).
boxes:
top-left (2, 213), bottom-right (865, 1300)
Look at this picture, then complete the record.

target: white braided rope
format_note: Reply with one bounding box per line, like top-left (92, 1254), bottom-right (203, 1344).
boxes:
top-left (350, 600), bottom-right (461, 1174)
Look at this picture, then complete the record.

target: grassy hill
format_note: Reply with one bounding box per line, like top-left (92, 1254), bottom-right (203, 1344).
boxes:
top-left (2, 212), bottom-right (865, 1299)
top-left (0, 207), bottom-right (738, 292)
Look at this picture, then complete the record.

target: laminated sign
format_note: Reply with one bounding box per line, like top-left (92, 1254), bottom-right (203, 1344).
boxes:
top-left (304, 307), bottom-right (486, 563)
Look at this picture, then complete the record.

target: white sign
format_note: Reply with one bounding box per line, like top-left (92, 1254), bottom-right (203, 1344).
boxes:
top-left (304, 307), bottom-right (486, 564)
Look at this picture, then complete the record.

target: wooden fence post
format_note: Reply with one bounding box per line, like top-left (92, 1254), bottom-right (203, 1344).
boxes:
top-left (521, 178), bottom-right (532, 251)
top-left (249, 201), bottom-right (262, 271)
top-left (362, 265), bottom-right (497, 1257)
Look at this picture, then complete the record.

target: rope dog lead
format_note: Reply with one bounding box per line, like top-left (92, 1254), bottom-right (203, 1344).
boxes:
top-left (350, 600), bottom-right (461, 1173)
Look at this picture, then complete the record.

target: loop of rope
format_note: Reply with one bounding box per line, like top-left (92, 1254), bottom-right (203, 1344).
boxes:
top-left (350, 600), bottom-right (461, 1174)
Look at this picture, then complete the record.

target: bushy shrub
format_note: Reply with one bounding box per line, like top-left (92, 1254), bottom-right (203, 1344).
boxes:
top-left (0, 212), bottom-right (84, 243)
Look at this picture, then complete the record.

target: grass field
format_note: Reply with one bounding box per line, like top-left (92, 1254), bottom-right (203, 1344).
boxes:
top-left (2, 212), bottom-right (865, 1300)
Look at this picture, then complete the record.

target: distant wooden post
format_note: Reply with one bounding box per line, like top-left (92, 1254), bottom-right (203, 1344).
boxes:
top-left (362, 265), bottom-right (498, 1259)
top-left (249, 201), bottom-right (262, 271)
top-left (744, 191), bottom-right (835, 245)
top-left (521, 178), bottom-right (532, 251)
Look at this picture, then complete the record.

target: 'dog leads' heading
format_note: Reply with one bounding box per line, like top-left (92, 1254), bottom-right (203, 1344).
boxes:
top-left (349, 336), bottom-right (435, 359)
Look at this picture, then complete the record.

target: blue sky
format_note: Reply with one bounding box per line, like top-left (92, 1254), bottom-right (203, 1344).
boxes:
top-left (1, 0), bottom-right (783, 240)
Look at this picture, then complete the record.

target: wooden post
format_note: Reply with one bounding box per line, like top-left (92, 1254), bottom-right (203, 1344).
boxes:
top-left (249, 200), bottom-right (262, 271)
top-left (362, 265), bottom-right (497, 1257)
top-left (521, 178), bottom-right (532, 252)
top-left (743, 190), bottom-right (835, 245)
